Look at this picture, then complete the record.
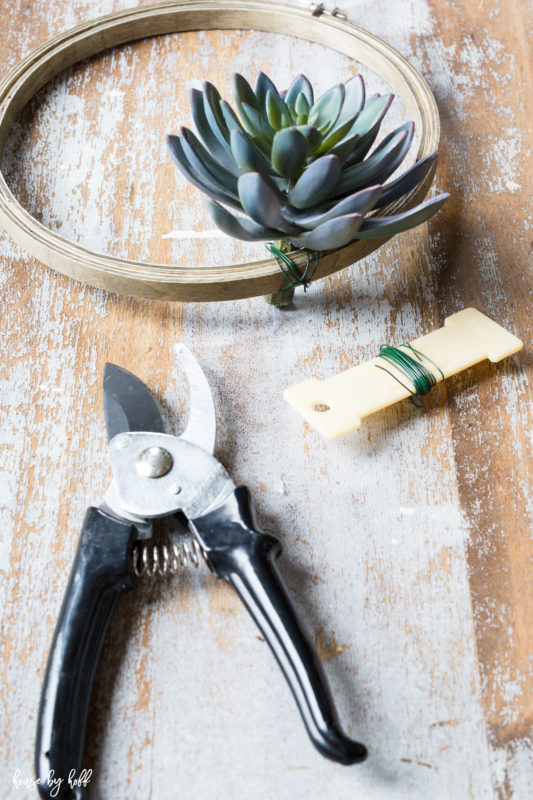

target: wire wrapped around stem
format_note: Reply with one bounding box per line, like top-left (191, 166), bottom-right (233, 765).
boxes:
top-left (263, 239), bottom-right (320, 307)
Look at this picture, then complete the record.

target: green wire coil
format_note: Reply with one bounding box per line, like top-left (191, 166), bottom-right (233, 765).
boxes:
top-left (266, 242), bottom-right (319, 291)
top-left (376, 342), bottom-right (444, 400)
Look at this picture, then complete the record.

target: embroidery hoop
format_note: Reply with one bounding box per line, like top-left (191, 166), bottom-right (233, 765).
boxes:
top-left (0, 1), bottom-right (440, 301)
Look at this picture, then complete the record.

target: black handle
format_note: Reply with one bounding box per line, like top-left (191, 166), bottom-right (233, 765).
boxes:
top-left (192, 487), bottom-right (367, 765)
top-left (35, 507), bottom-right (137, 799)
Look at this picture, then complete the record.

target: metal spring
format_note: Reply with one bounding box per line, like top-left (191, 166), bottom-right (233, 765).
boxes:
top-left (132, 537), bottom-right (203, 578)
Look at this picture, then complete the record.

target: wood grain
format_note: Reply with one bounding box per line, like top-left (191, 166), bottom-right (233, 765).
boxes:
top-left (0, 1), bottom-right (531, 798)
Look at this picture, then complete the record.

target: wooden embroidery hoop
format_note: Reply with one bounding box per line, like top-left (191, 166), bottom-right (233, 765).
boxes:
top-left (0, 1), bottom-right (440, 301)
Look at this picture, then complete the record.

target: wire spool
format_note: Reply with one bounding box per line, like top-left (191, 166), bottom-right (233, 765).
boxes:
top-left (0, 1), bottom-right (440, 301)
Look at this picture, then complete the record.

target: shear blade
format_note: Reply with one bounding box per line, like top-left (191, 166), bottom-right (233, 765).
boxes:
top-left (103, 364), bottom-right (166, 441)
top-left (175, 344), bottom-right (216, 455)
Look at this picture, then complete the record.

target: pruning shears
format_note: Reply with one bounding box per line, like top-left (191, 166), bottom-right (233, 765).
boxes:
top-left (36, 345), bottom-right (366, 799)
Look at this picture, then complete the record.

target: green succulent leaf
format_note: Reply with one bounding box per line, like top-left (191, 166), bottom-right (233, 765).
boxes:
top-left (344, 120), bottom-right (382, 166)
top-left (286, 185), bottom-right (383, 230)
top-left (285, 74), bottom-right (314, 111)
top-left (290, 212), bottom-right (364, 250)
top-left (328, 132), bottom-right (360, 164)
top-left (271, 128), bottom-right (308, 179)
top-left (232, 73), bottom-right (261, 112)
top-left (240, 101), bottom-right (275, 145)
top-left (238, 172), bottom-right (286, 230)
top-left (254, 72), bottom-right (279, 111)
top-left (170, 72), bottom-right (443, 250)
top-left (333, 129), bottom-right (409, 196)
top-left (219, 100), bottom-right (246, 136)
top-left (229, 129), bottom-right (276, 180)
top-left (294, 93), bottom-right (311, 121)
top-left (335, 74), bottom-right (365, 127)
top-left (316, 117), bottom-right (358, 155)
top-left (190, 89), bottom-right (238, 175)
top-left (289, 154), bottom-right (342, 209)
top-left (206, 197), bottom-right (280, 241)
top-left (233, 74), bottom-right (276, 144)
top-left (368, 121), bottom-right (415, 183)
top-left (265, 90), bottom-right (293, 131)
top-left (353, 193), bottom-right (449, 238)
top-left (294, 125), bottom-right (322, 154)
top-left (374, 152), bottom-right (438, 209)
top-left (180, 128), bottom-right (239, 196)
top-left (308, 84), bottom-right (344, 133)
top-left (202, 82), bottom-right (231, 150)
top-left (167, 135), bottom-right (241, 209)
top-left (317, 75), bottom-right (366, 152)
top-left (345, 93), bottom-right (394, 143)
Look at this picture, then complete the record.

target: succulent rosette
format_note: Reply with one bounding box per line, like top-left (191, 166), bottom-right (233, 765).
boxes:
top-left (167, 72), bottom-right (447, 251)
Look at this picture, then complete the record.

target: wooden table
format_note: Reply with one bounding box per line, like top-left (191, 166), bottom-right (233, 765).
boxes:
top-left (1, 1), bottom-right (531, 797)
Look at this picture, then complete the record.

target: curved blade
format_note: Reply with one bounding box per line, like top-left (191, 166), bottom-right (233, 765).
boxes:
top-left (103, 364), bottom-right (166, 441)
top-left (175, 344), bottom-right (216, 454)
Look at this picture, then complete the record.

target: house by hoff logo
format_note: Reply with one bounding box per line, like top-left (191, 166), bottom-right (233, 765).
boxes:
top-left (13, 768), bottom-right (93, 797)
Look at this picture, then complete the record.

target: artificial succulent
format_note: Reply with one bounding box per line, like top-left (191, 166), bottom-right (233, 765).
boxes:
top-left (167, 72), bottom-right (447, 251)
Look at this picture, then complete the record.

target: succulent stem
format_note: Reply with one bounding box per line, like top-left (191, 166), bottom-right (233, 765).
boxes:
top-left (263, 238), bottom-right (296, 308)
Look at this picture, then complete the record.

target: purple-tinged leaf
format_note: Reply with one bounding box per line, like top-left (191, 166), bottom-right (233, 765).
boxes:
top-left (329, 132), bottom-right (360, 163)
top-left (369, 121), bottom-right (415, 183)
top-left (289, 155), bottom-right (342, 209)
top-left (271, 128), bottom-right (308, 179)
top-left (230, 129), bottom-right (275, 178)
top-left (333, 129), bottom-right (408, 196)
top-left (238, 172), bottom-right (288, 230)
top-left (190, 89), bottom-right (238, 175)
top-left (180, 127), bottom-right (238, 195)
top-left (289, 212), bottom-right (364, 249)
top-left (206, 198), bottom-right (280, 241)
top-left (167, 135), bottom-right (241, 209)
top-left (202, 82), bottom-right (231, 150)
top-left (344, 120), bottom-right (382, 166)
top-left (353, 193), bottom-right (449, 238)
top-left (374, 152), bottom-right (438, 209)
top-left (287, 185), bottom-right (383, 230)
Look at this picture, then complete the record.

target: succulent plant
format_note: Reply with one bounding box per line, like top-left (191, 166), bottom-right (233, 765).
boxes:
top-left (167, 72), bottom-right (448, 251)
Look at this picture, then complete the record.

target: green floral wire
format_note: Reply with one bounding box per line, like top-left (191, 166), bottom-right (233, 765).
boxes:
top-left (266, 242), bottom-right (320, 291)
top-left (375, 342), bottom-right (445, 400)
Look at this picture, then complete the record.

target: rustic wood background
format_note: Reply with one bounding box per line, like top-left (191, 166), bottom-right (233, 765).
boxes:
top-left (1, 1), bottom-right (531, 798)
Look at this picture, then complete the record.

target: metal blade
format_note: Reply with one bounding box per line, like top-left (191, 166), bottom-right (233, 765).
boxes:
top-left (175, 344), bottom-right (216, 454)
top-left (103, 364), bottom-right (166, 441)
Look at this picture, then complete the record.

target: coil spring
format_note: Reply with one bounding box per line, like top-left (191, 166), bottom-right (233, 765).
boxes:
top-left (132, 537), bottom-right (203, 577)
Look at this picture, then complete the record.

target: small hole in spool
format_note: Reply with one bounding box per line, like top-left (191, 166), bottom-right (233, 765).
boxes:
top-left (312, 402), bottom-right (330, 413)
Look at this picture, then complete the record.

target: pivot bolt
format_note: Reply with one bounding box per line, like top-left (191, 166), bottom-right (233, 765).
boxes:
top-left (136, 446), bottom-right (173, 478)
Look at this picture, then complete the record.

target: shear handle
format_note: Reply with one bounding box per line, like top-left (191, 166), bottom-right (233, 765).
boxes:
top-left (35, 508), bottom-right (136, 800)
top-left (192, 487), bottom-right (367, 766)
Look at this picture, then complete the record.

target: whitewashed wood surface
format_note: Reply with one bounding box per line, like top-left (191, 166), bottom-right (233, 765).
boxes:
top-left (1, 1), bottom-right (532, 798)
